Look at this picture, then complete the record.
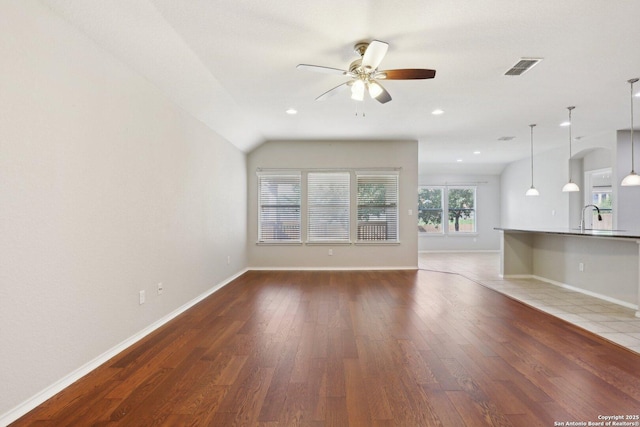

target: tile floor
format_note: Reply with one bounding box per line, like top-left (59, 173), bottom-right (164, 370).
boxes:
top-left (418, 252), bottom-right (640, 355)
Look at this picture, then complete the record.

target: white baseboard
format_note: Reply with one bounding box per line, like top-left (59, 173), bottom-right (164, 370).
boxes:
top-left (0, 268), bottom-right (248, 427)
top-left (249, 266), bottom-right (418, 271)
top-left (418, 249), bottom-right (500, 254)
top-left (501, 274), bottom-right (534, 279)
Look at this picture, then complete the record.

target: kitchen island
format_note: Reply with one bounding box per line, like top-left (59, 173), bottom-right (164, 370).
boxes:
top-left (496, 228), bottom-right (640, 317)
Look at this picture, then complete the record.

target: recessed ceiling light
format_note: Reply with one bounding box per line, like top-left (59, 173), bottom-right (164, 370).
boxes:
top-left (432, 109), bottom-right (444, 115)
top-left (473, 151), bottom-right (481, 155)
top-left (286, 108), bottom-right (298, 115)
top-left (456, 159), bottom-right (463, 162)
top-left (560, 121), bottom-right (571, 127)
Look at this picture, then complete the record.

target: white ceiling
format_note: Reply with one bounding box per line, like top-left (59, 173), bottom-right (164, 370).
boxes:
top-left (40, 0), bottom-right (640, 174)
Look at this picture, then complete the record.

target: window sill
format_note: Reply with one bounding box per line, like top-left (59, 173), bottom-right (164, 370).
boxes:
top-left (256, 241), bottom-right (303, 246)
top-left (354, 241), bottom-right (400, 246)
top-left (257, 240), bottom-right (402, 246)
top-left (419, 233), bottom-right (478, 237)
top-left (306, 241), bottom-right (352, 246)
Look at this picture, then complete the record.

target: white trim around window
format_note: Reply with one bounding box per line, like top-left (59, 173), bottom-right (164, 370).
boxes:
top-left (356, 171), bottom-right (399, 243)
top-left (307, 172), bottom-right (351, 243)
top-left (257, 171), bottom-right (301, 243)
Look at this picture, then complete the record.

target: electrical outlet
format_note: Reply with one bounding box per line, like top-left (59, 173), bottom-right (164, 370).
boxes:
top-left (579, 262), bottom-right (584, 272)
top-left (328, 248), bottom-right (333, 256)
top-left (157, 282), bottom-right (163, 295)
top-left (227, 255), bottom-right (231, 265)
top-left (139, 290), bottom-right (146, 305)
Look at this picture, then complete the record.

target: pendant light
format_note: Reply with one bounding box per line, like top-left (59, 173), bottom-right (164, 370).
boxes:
top-left (621, 78), bottom-right (640, 186)
top-left (526, 124), bottom-right (540, 196)
top-left (562, 106), bottom-right (580, 192)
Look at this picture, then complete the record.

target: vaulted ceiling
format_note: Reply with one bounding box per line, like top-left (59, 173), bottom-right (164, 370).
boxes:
top-left (41, 0), bottom-right (640, 174)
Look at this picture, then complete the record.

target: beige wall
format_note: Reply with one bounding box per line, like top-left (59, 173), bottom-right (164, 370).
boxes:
top-left (247, 140), bottom-right (418, 269)
top-left (0, 1), bottom-right (247, 420)
top-left (532, 234), bottom-right (638, 306)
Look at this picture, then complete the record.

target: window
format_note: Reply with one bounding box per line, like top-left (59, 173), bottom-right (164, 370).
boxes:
top-left (586, 168), bottom-right (613, 230)
top-left (418, 187), bottom-right (443, 234)
top-left (307, 172), bottom-right (350, 242)
top-left (591, 187), bottom-right (612, 230)
top-left (418, 185), bottom-right (476, 234)
top-left (257, 169), bottom-right (400, 244)
top-left (258, 173), bottom-right (301, 242)
top-left (448, 187), bottom-right (476, 233)
top-left (357, 173), bottom-right (398, 242)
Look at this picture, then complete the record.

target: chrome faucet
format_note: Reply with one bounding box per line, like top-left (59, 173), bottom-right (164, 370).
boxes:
top-left (580, 204), bottom-right (602, 231)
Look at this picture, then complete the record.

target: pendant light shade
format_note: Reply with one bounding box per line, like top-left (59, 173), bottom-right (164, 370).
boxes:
top-left (525, 187), bottom-right (540, 196)
top-left (621, 174), bottom-right (640, 186)
top-left (621, 78), bottom-right (640, 186)
top-left (562, 181), bottom-right (580, 192)
top-left (526, 124), bottom-right (539, 196)
top-left (562, 106), bottom-right (580, 192)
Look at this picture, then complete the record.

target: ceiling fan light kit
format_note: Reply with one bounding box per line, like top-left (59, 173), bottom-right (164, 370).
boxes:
top-left (368, 81), bottom-right (384, 98)
top-left (351, 79), bottom-right (365, 101)
top-left (297, 40), bottom-right (436, 104)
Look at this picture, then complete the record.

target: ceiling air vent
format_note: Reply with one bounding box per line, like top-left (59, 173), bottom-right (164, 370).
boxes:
top-left (504, 58), bottom-right (543, 76)
top-left (498, 136), bottom-right (516, 141)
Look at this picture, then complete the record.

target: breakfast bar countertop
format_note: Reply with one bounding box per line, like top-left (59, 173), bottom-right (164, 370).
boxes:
top-left (495, 227), bottom-right (640, 240)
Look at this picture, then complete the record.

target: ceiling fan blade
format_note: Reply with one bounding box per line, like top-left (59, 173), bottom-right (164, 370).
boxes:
top-left (373, 82), bottom-right (392, 104)
top-left (315, 81), bottom-right (350, 101)
top-left (297, 64), bottom-right (348, 75)
top-left (362, 40), bottom-right (389, 71)
top-left (376, 69), bottom-right (436, 80)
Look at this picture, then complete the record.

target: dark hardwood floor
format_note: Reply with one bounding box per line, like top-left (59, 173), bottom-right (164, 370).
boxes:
top-left (12, 270), bottom-right (640, 426)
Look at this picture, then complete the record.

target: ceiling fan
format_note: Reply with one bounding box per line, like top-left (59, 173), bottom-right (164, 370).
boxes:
top-left (297, 40), bottom-right (436, 104)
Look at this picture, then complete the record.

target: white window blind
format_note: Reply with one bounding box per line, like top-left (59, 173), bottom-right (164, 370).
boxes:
top-left (258, 173), bottom-right (301, 242)
top-left (307, 172), bottom-right (350, 242)
top-left (357, 173), bottom-right (399, 242)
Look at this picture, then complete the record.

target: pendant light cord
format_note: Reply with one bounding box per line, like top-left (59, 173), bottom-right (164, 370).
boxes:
top-left (530, 124), bottom-right (535, 186)
top-left (567, 106), bottom-right (575, 181)
top-left (631, 79), bottom-right (636, 173)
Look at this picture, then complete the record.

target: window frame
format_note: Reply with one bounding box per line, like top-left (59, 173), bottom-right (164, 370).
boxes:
top-left (417, 186), bottom-right (444, 235)
top-left (307, 172), bottom-right (351, 244)
top-left (257, 169), bottom-right (401, 245)
top-left (257, 171), bottom-right (302, 244)
top-left (418, 185), bottom-right (477, 235)
top-left (356, 171), bottom-right (399, 243)
top-left (446, 186), bottom-right (477, 234)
